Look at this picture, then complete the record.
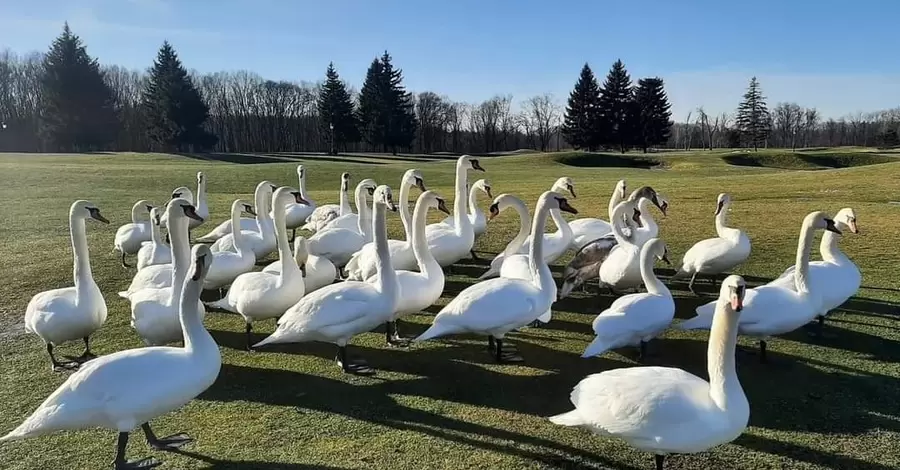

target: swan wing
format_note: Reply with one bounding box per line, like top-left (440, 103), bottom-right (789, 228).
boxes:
top-left (279, 282), bottom-right (379, 332)
top-left (436, 279), bottom-right (543, 331)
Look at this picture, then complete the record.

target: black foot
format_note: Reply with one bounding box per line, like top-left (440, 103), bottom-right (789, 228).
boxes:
top-left (497, 350), bottom-right (525, 363)
top-left (115, 457), bottom-right (162, 469)
top-left (77, 350), bottom-right (97, 363)
top-left (148, 433), bottom-right (193, 451)
top-left (386, 335), bottom-right (412, 348)
top-left (470, 249), bottom-right (480, 260)
top-left (336, 355), bottom-right (376, 376)
top-left (52, 361), bottom-right (80, 372)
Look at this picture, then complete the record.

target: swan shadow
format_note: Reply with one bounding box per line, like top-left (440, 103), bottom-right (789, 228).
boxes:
top-left (170, 449), bottom-right (354, 470)
top-left (737, 433), bottom-right (899, 470)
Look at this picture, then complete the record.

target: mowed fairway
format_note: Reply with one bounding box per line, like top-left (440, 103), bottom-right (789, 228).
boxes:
top-left (1, 149), bottom-right (899, 470)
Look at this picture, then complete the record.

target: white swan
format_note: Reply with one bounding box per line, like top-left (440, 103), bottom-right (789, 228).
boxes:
top-left (629, 193), bottom-right (668, 247)
top-left (24, 200), bottom-right (109, 371)
top-left (136, 207), bottom-right (172, 271)
top-left (509, 177), bottom-right (576, 265)
top-left (383, 190), bottom-right (450, 346)
top-left (344, 169), bottom-right (426, 280)
top-left (478, 194), bottom-right (531, 280)
top-left (302, 172), bottom-right (351, 233)
top-left (206, 187), bottom-right (307, 350)
top-left (680, 211), bottom-right (841, 362)
top-left (202, 199), bottom-right (257, 291)
top-left (263, 236), bottom-right (337, 294)
top-left (196, 180), bottom-right (276, 243)
top-left (254, 185), bottom-right (400, 375)
top-left (129, 198), bottom-right (207, 346)
top-left (209, 181), bottom-right (280, 258)
top-left (568, 179), bottom-right (626, 251)
top-left (113, 199), bottom-right (153, 267)
top-left (281, 165), bottom-right (317, 241)
top-left (550, 275), bottom-right (749, 470)
top-left (436, 178), bottom-right (492, 259)
top-left (672, 193), bottom-right (751, 294)
top-left (768, 207), bottom-right (860, 329)
top-left (597, 199), bottom-right (645, 292)
top-left (306, 179), bottom-right (378, 268)
top-left (582, 238), bottom-right (674, 360)
top-left (414, 191), bottom-right (577, 363)
top-left (425, 155), bottom-right (486, 267)
top-left (321, 178), bottom-right (377, 239)
top-left (160, 172), bottom-right (208, 231)
top-left (3, 244), bottom-right (222, 470)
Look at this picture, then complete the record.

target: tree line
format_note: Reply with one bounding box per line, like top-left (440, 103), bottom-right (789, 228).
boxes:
top-left (0, 23), bottom-right (897, 155)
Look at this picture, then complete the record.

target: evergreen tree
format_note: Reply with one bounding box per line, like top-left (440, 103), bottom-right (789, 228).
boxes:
top-left (141, 41), bottom-right (216, 151)
top-left (597, 59), bottom-right (635, 153)
top-left (561, 63), bottom-right (601, 150)
top-left (735, 76), bottom-right (770, 151)
top-left (357, 51), bottom-right (417, 154)
top-left (317, 62), bottom-right (359, 155)
top-left (39, 23), bottom-right (118, 152)
top-left (633, 77), bottom-right (673, 152)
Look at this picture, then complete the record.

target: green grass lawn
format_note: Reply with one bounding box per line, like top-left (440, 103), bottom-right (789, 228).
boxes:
top-left (1, 149), bottom-right (899, 469)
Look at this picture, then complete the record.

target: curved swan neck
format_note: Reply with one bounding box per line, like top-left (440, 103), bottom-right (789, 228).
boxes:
top-left (197, 178), bottom-right (206, 206)
top-left (528, 198), bottom-right (553, 289)
top-left (297, 171), bottom-right (309, 200)
top-left (549, 207), bottom-right (573, 238)
top-left (130, 203), bottom-right (143, 224)
top-left (453, 160), bottom-right (472, 233)
top-left (639, 245), bottom-right (668, 296)
top-left (253, 186), bottom-right (268, 229)
top-left (71, 214), bottom-right (92, 289)
top-left (179, 273), bottom-right (216, 354)
top-left (339, 181), bottom-right (350, 215)
top-left (372, 203), bottom-right (398, 298)
top-left (708, 302), bottom-right (743, 411)
top-left (170, 214), bottom-right (191, 294)
top-left (411, 199), bottom-right (441, 277)
top-left (793, 219), bottom-right (817, 293)
top-left (610, 205), bottom-right (632, 246)
top-left (274, 198), bottom-right (300, 281)
top-left (467, 185), bottom-right (479, 216)
top-left (637, 200), bottom-right (657, 235)
top-left (357, 192), bottom-right (373, 238)
top-left (608, 186), bottom-right (624, 221)
top-left (398, 180), bottom-right (413, 242)
top-left (503, 200), bottom-right (531, 257)
top-left (149, 217), bottom-right (161, 244)
top-left (820, 230), bottom-right (847, 264)
top-left (714, 202), bottom-right (735, 239)
top-left (230, 203), bottom-right (246, 254)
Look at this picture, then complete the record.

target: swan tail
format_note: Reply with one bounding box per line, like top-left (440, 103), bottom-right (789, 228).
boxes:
top-left (117, 290), bottom-right (131, 299)
top-left (478, 266), bottom-right (499, 280)
top-left (1, 404), bottom-right (65, 442)
top-left (548, 410), bottom-right (583, 427)
top-left (581, 336), bottom-right (613, 358)
top-left (536, 309), bottom-right (552, 324)
top-left (252, 327), bottom-right (297, 348)
top-left (413, 323), bottom-right (458, 342)
top-left (670, 265), bottom-right (690, 280)
top-left (204, 297), bottom-right (233, 312)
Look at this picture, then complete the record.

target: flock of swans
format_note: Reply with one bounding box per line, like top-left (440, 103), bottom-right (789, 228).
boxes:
top-left (2, 155), bottom-right (863, 469)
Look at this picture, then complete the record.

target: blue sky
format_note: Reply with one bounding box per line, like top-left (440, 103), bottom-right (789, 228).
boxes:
top-left (1, 0), bottom-right (898, 119)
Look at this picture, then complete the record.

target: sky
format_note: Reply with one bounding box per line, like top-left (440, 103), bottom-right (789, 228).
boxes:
top-left (1, 0), bottom-right (898, 119)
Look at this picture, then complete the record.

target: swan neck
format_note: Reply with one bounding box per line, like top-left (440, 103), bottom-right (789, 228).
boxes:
top-left (298, 173), bottom-right (309, 199)
top-left (253, 187), bottom-right (268, 228)
top-left (230, 205), bottom-right (246, 253)
top-left (179, 275), bottom-right (215, 354)
top-left (708, 303), bottom-right (743, 411)
top-left (339, 182), bottom-right (350, 215)
top-left (503, 200), bottom-right (532, 257)
top-left (467, 185), bottom-right (479, 216)
top-left (130, 203), bottom-right (142, 224)
top-left (71, 215), bottom-right (92, 288)
top-left (170, 215), bottom-right (191, 293)
top-left (453, 161), bottom-right (471, 232)
top-left (274, 199), bottom-right (299, 281)
top-left (197, 179), bottom-right (206, 205)
top-left (528, 199), bottom-right (552, 289)
top-left (639, 246), bottom-right (668, 296)
top-left (714, 204), bottom-right (729, 238)
top-left (149, 218), bottom-right (161, 244)
top-left (398, 180), bottom-right (413, 242)
top-left (819, 230), bottom-right (846, 263)
top-left (411, 200), bottom-right (440, 277)
top-left (549, 207), bottom-right (573, 238)
top-left (357, 192), bottom-right (373, 239)
top-left (610, 206), bottom-right (631, 246)
top-left (608, 188), bottom-right (623, 221)
top-left (372, 203), bottom-right (398, 300)
top-left (794, 220), bottom-right (816, 293)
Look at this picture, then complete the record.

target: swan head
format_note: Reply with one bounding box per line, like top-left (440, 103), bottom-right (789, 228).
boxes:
top-left (487, 193), bottom-right (524, 221)
top-left (196, 171), bottom-right (205, 185)
top-left (190, 244), bottom-right (213, 282)
top-left (834, 208), bottom-right (858, 234)
top-left (273, 187), bottom-right (307, 211)
top-left (461, 155), bottom-right (485, 172)
top-left (551, 177), bottom-right (576, 199)
top-left (547, 192), bottom-right (578, 215)
top-left (292, 236), bottom-right (309, 277)
top-left (132, 199), bottom-right (154, 214)
top-left (71, 200), bottom-right (110, 224)
top-left (403, 169), bottom-right (427, 192)
top-left (358, 178), bottom-right (378, 197)
top-left (296, 165), bottom-right (305, 179)
top-left (171, 187), bottom-right (194, 204)
top-left (715, 193), bottom-right (731, 215)
top-left (616, 179), bottom-right (627, 199)
top-left (629, 186), bottom-right (665, 215)
top-left (645, 238), bottom-right (671, 265)
top-left (234, 199), bottom-right (256, 217)
top-left (805, 211), bottom-right (842, 235)
top-left (168, 198), bottom-right (203, 223)
top-left (720, 274), bottom-right (747, 312)
top-left (473, 179), bottom-right (493, 199)
top-left (372, 185), bottom-right (398, 212)
top-left (340, 172), bottom-right (351, 191)
top-left (419, 190), bottom-right (451, 215)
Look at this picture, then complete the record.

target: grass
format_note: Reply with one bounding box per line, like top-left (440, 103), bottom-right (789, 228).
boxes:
top-left (1, 148), bottom-right (900, 469)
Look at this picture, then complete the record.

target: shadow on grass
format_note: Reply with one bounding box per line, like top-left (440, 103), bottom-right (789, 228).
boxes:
top-left (738, 433), bottom-right (900, 470)
top-left (172, 449), bottom-right (354, 470)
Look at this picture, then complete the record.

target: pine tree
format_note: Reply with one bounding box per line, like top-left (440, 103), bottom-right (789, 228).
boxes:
top-left (597, 59), bottom-right (636, 153)
top-left (141, 41), bottom-right (216, 151)
top-left (561, 63), bottom-right (601, 150)
top-left (736, 76), bottom-right (770, 151)
top-left (317, 62), bottom-right (359, 155)
top-left (633, 77), bottom-right (673, 152)
top-left (40, 23), bottom-right (118, 152)
top-left (357, 51), bottom-right (417, 154)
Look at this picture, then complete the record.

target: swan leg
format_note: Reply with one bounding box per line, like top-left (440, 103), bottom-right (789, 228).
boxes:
top-left (121, 252), bottom-right (130, 269)
top-left (336, 346), bottom-right (376, 376)
top-left (759, 340), bottom-right (768, 364)
top-left (142, 423), bottom-right (193, 451)
top-left (687, 273), bottom-right (698, 295)
top-left (493, 338), bottom-right (524, 363)
top-left (113, 431), bottom-right (162, 470)
top-left (638, 340), bottom-right (648, 361)
top-left (385, 321), bottom-right (412, 348)
top-left (46, 343), bottom-right (78, 372)
top-left (528, 320), bottom-right (543, 328)
top-left (244, 323), bottom-right (255, 352)
top-left (808, 314), bottom-right (828, 339)
top-left (655, 454), bottom-right (665, 470)
top-left (470, 249), bottom-right (480, 260)
top-left (77, 336), bottom-right (97, 362)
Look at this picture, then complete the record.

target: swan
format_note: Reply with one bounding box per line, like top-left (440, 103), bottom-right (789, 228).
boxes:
top-left (129, 198), bottom-right (206, 346)
top-left (321, 178), bottom-right (377, 238)
top-left (280, 165), bottom-right (317, 241)
top-left (414, 191), bottom-right (577, 363)
top-left (344, 169), bottom-right (427, 280)
top-left (629, 193), bottom-right (668, 247)
top-left (768, 207), bottom-right (859, 331)
top-left (478, 194), bottom-right (531, 280)
top-left (582, 238), bottom-right (674, 360)
top-left (24, 200), bottom-right (110, 371)
top-left (424, 155), bottom-right (485, 267)
top-left (2, 244), bottom-right (222, 470)
top-left (160, 172), bottom-right (208, 231)
top-left (206, 187), bottom-right (307, 350)
top-left (136, 207), bottom-right (172, 271)
top-left (549, 275), bottom-right (750, 470)
top-left (253, 185), bottom-right (400, 375)
top-left (202, 199), bottom-right (257, 291)
top-left (302, 172), bottom-right (351, 233)
top-left (567, 179), bottom-right (626, 251)
top-left (558, 235), bottom-right (618, 299)
top-left (508, 177), bottom-right (577, 265)
top-left (436, 178), bottom-right (492, 259)
top-left (195, 180), bottom-right (276, 243)
top-left (597, 199), bottom-right (645, 292)
top-left (383, 190), bottom-right (450, 346)
top-left (113, 199), bottom-right (153, 268)
top-left (209, 181), bottom-right (280, 258)
top-left (671, 193), bottom-right (751, 294)
top-left (263, 236), bottom-right (337, 294)
top-left (680, 211), bottom-right (841, 362)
